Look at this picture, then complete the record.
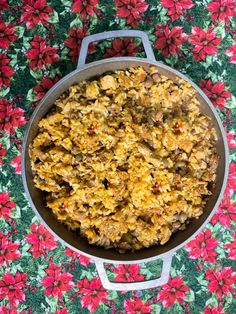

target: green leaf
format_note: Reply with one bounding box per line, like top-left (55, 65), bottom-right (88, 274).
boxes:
top-left (107, 290), bottom-right (118, 300)
top-left (45, 297), bottom-right (58, 312)
top-left (151, 304), bottom-right (162, 314)
top-left (80, 269), bottom-right (94, 280)
top-left (49, 11), bottom-right (59, 24)
top-left (29, 69), bottom-right (43, 80)
top-left (225, 96), bottom-right (236, 109)
top-left (70, 15), bottom-right (83, 28)
top-left (15, 26), bottom-right (25, 38)
top-left (26, 88), bottom-right (37, 102)
top-left (0, 87), bottom-right (10, 97)
top-left (205, 294), bottom-right (218, 307)
top-left (185, 289), bottom-right (195, 303)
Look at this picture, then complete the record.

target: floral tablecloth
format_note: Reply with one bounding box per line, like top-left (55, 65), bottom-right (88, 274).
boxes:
top-left (0, 0), bottom-right (236, 313)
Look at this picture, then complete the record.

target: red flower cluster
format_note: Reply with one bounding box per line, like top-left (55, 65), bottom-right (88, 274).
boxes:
top-left (72, 0), bottom-right (99, 17)
top-left (161, 0), bottom-right (194, 21)
top-left (154, 25), bottom-right (187, 58)
top-left (227, 131), bottom-right (236, 149)
top-left (0, 306), bottom-right (26, 314)
top-left (26, 223), bottom-right (57, 258)
top-left (77, 277), bottom-right (108, 312)
top-left (189, 27), bottom-right (221, 61)
top-left (185, 228), bottom-right (218, 263)
top-left (0, 0), bottom-right (9, 10)
top-left (205, 266), bottom-right (236, 298)
top-left (41, 263), bottom-right (75, 298)
top-left (0, 272), bottom-right (27, 306)
top-left (124, 297), bottom-right (151, 313)
top-left (0, 98), bottom-right (27, 135)
top-left (225, 233), bottom-right (236, 260)
top-left (204, 304), bottom-right (226, 314)
top-left (33, 76), bottom-right (59, 101)
top-left (64, 27), bottom-right (96, 63)
top-left (113, 264), bottom-right (144, 282)
top-left (0, 192), bottom-right (15, 220)
top-left (225, 44), bottom-right (236, 64)
top-left (227, 161), bottom-right (236, 191)
top-left (0, 53), bottom-right (14, 89)
top-left (11, 153), bottom-right (22, 175)
top-left (21, 0), bottom-right (53, 29)
top-left (207, 0), bottom-right (235, 24)
top-left (199, 79), bottom-right (231, 109)
top-left (211, 197), bottom-right (236, 227)
top-left (56, 309), bottom-right (69, 314)
top-left (157, 276), bottom-right (189, 308)
top-left (104, 38), bottom-right (141, 58)
top-left (114, 0), bottom-right (149, 27)
top-left (26, 35), bottom-right (60, 70)
top-left (0, 19), bottom-right (18, 49)
top-left (64, 247), bottom-right (90, 267)
top-left (0, 232), bottom-right (21, 266)
top-left (0, 143), bottom-right (6, 165)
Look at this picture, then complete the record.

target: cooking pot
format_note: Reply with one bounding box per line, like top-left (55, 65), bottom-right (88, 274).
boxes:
top-left (22, 30), bottom-right (229, 291)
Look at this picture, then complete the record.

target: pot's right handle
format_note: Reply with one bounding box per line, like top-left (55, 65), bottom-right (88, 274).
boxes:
top-left (95, 253), bottom-right (173, 291)
top-left (77, 30), bottom-right (156, 68)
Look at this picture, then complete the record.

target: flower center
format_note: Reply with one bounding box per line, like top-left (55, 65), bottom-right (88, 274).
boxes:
top-left (171, 288), bottom-right (176, 293)
top-left (83, 0), bottom-right (87, 6)
top-left (0, 32), bottom-right (4, 38)
top-left (222, 207), bottom-right (227, 214)
top-left (35, 9), bottom-right (39, 14)
top-left (167, 39), bottom-right (172, 45)
top-left (5, 116), bottom-right (10, 122)
top-left (0, 249), bottom-right (5, 255)
top-left (39, 53), bottom-right (42, 58)
top-left (127, 4), bottom-right (133, 9)
top-left (9, 285), bottom-right (14, 290)
top-left (220, 7), bottom-right (225, 12)
top-left (54, 280), bottom-right (59, 286)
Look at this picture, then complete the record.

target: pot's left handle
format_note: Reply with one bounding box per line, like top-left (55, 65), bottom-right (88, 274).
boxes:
top-left (95, 252), bottom-right (173, 291)
top-left (77, 30), bottom-right (156, 68)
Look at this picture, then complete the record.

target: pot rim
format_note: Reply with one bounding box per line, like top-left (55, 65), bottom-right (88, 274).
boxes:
top-left (22, 56), bottom-right (229, 264)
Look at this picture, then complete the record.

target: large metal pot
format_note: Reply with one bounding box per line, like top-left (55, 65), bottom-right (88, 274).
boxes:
top-left (22, 30), bottom-right (229, 291)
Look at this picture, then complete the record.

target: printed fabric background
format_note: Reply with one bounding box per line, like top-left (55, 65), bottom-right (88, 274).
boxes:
top-left (0, 0), bottom-right (236, 313)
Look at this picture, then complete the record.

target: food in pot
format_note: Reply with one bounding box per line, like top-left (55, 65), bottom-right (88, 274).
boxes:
top-left (29, 66), bottom-right (218, 252)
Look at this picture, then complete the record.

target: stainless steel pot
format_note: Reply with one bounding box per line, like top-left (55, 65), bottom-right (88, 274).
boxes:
top-left (22, 30), bottom-right (229, 291)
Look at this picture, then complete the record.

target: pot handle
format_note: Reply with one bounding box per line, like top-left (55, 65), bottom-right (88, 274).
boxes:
top-left (77, 30), bottom-right (156, 68)
top-left (95, 253), bottom-right (173, 291)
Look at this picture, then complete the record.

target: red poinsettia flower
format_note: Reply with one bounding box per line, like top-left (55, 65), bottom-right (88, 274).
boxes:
top-left (0, 53), bottom-right (14, 89)
top-left (0, 272), bottom-right (27, 306)
top-left (211, 197), bottom-right (236, 227)
top-left (225, 233), bottom-right (236, 260)
top-left (113, 264), bottom-right (144, 282)
top-left (0, 192), bottom-right (15, 220)
top-left (0, 143), bottom-right (6, 165)
top-left (185, 228), bottom-right (218, 263)
top-left (26, 223), bottom-right (57, 258)
top-left (0, 232), bottom-right (21, 266)
top-left (0, 0), bottom-right (9, 10)
top-left (199, 79), bottom-right (231, 109)
top-left (72, 0), bottom-right (99, 17)
top-left (0, 98), bottom-right (27, 135)
top-left (157, 276), bottom-right (189, 307)
top-left (0, 19), bottom-right (18, 49)
top-left (64, 27), bottom-right (96, 63)
top-left (77, 277), bottom-right (108, 312)
top-left (20, 0), bottom-right (53, 29)
top-left (205, 267), bottom-right (236, 298)
top-left (124, 297), bottom-right (151, 314)
top-left (114, 0), bottom-right (149, 27)
top-left (207, 0), bottom-right (235, 24)
top-left (154, 25), bottom-right (188, 58)
top-left (56, 309), bottom-right (69, 314)
top-left (41, 263), bottom-right (75, 298)
top-left (33, 76), bottom-right (59, 101)
top-left (189, 27), bottom-right (222, 61)
top-left (204, 304), bottom-right (226, 314)
top-left (0, 306), bottom-right (26, 314)
top-left (11, 153), bottom-right (22, 175)
top-left (104, 38), bottom-right (141, 58)
top-left (228, 161), bottom-right (236, 191)
top-left (225, 44), bottom-right (236, 64)
top-left (227, 131), bottom-right (236, 149)
top-left (161, 0), bottom-right (194, 21)
top-left (26, 35), bottom-right (60, 70)
top-left (64, 247), bottom-right (91, 267)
